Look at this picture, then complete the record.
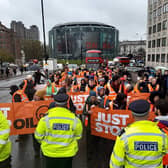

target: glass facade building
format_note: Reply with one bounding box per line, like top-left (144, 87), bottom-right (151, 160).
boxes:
top-left (49, 22), bottom-right (119, 60)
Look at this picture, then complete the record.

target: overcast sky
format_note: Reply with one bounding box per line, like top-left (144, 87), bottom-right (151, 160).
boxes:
top-left (0, 0), bottom-right (147, 43)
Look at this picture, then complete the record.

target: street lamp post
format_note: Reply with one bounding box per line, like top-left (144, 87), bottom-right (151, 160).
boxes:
top-left (41, 0), bottom-right (48, 63)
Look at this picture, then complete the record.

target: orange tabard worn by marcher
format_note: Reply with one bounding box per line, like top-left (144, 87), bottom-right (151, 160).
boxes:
top-left (107, 83), bottom-right (117, 95)
top-left (134, 83), bottom-right (140, 93)
top-left (85, 86), bottom-right (97, 93)
top-left (148, 83), bottom-right (159, 92)
top-left (12, 90), bottom-right (29, 102)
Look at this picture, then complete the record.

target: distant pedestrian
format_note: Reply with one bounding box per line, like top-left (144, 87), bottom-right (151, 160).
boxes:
top-left (20, 66), bottom-right (23, 75)
top-left (33, 69), bottom-right (46, 85)
top-left (0, 68), bottom-right (4, 77)
top-left (13, 68), bottom-right (17, 76)
top-left (5, 67), bottom-right (9, 77)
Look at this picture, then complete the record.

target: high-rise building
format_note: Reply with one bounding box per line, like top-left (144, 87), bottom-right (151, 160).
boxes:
top-left (11, 21), bottom-right (39, 41)
top-left (0, 22), bottom-right (21, 64)
top-left (146, 0), bottom-right (168, 67)
top-left (25, 25), bottom-right (39, 41)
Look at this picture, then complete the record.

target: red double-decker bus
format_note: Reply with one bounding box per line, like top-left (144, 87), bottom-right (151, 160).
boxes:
top-left (114, 57), bottom-right (130, 65)
top-left (85, 50), bottom-right (104, 70)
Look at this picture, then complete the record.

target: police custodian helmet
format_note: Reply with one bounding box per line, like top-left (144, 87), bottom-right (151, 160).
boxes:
top-left (54, 93), bottom-right (69, 105)
top-left (128, 99), bottom-right (150, 117)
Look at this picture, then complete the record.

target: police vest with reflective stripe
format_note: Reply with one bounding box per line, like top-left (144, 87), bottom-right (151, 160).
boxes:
top-left (0, 111), bottom-right (11, 162)
top-left (35, 107), bottom-right (82, 158)
top-left (110, 120), bottom-right (168, 168)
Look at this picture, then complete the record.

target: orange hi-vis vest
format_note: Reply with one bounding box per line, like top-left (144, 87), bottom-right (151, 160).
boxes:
top-left (70, 85), bottom-right (79, 92)
top-left (85, 86), bottom-right (97, 93)
top-left (22, 80), bottom-right (28, 91)
top-left (12, 90), bottom-right (29, 102)
top-left (148, 83), bottom-right (159, 92)
top-left (134, 83), bottom-right (140, 93)
top-left (107, 83), bottom-right (117, 95)
top-left (52, 82), bottom-right (60, 91)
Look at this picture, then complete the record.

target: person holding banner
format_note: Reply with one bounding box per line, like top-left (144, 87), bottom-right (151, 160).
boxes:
top-left (85, 78), bottom-right (97, 93)
top-left (10, 85), bottom-right (29, 103)
top-left (110, 99), bottom-right (168, 168)
top-left (19, 75), bottom-right (36, 101)
top-left (35, 93), bottom-right (83, 168)
top-left (97, 86), bottom-right (110, 109)
top-left (107, 76), bottom-right (121, 95)
top-left (0, 111), bottom-right (11, 168)
top-left (112, 93), bottom-right (127, 110)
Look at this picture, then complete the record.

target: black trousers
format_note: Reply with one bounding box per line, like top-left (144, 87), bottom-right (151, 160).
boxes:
top-left (86, 131), bottom-right (115, 168)
top-left (43, 156), bottom-right (73, 168)
top-left (0, 157), bottom-right (11, 168)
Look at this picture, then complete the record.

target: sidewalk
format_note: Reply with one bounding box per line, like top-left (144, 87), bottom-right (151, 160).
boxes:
top-left (0, 71), bottom-right (31, 80)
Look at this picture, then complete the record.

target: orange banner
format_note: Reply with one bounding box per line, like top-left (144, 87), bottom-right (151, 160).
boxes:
top-left (127, 93), bottom-right (150, 105)
top-left (91, 107), bottom-right (155, 140)
top-left (0, 100), bottom-right (52, 135)
top-left (69, 92), bottom-right (88, 114)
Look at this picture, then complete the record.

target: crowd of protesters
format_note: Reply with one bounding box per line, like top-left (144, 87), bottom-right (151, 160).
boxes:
top-left (6, 65), bottom-right (168, 168)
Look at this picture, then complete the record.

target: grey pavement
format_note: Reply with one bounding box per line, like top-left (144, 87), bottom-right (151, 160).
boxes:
top-left (0, 72), bottom-right (32, 103)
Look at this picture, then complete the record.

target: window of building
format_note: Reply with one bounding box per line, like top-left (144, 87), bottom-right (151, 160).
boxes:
top-left (152, 54), bottom-right (155, 62)
top-left (156, 54), bottom-right (160, 62)
top-left (149, 12), bottom-right (152, 22)
top-left (161, 54), bottom-right (165, 63)
top-left (157, 39), bottom-right (161, 47)
top-left (148, 55), bottom-right (151, 62)
top-left (153, 25), bottom-right (156, 33)
top-left (153, 10), bottom-right (157, 18)
top-left (157, 7), bottom-right (162, 16)
top-left (149, 0), bottom-right (153, 4)
top-left (163, 3), bottom-right (168, 13)
top-left (149, 27), bottom-right (152, 34)
top-left (162, 37), bottom-right (167, 47)
top-left (157, 23), bottom-right (162, 32)
top-left (152, 40), bottom-right (156, 48)
top-left (163, 20), bottom-right (167, 30)
top-left (148, 41), bottom-right (152, 48)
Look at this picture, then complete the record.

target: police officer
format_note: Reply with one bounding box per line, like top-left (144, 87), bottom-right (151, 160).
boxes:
top-left (35, 93), bottom-right (83, 168)
top-left (110, 99), bottom-right (168, 168)
top-left (0, 111), bottom-right (11, 168)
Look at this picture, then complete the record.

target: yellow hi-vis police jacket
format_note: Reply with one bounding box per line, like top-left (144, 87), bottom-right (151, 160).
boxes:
top-left (110, 120), bottom-right (168, 168)
top-left (35, 107), bottom-right (83, 158)
top-left (0, 111), bottom-right (11, 162)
